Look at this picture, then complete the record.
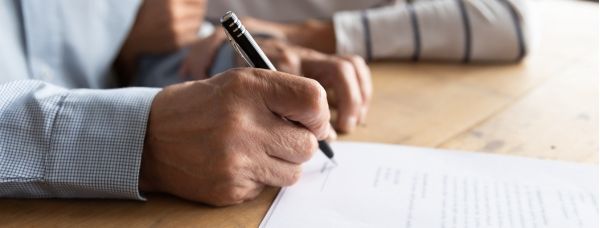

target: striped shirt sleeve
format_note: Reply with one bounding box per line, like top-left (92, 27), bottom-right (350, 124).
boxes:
top-left (333, 0), bottom-right (528, 63)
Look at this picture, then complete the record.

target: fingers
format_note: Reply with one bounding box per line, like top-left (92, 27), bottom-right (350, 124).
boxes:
top-left (267, 41), bottom-right (371, 133)
top-left (253, 155), bottom-right (303, 187)
top-left (339, 55), bottom-right (372, 124)
top-left (329, 60), bottom-right (363, 132)
top-left (244, 69), bottom-right (332, 140)
top-left (251, 99), bottom-right (322, 187)
top-left (302, 57), bottom-right (363, 133)
top-left (243, 38), bottom-right (372, 134)
top-left (253, 122), bottom-right (317, 187)
top-left (262, 115), bottom-right (318, 164)
top-left (292, 49), bottom-right (371, 132)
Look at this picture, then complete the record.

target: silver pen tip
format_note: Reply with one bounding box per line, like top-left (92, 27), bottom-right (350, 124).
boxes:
top-left (221, 11), bottom-right (236, 23)
top-left (330, 158), bottom-right (339, 167)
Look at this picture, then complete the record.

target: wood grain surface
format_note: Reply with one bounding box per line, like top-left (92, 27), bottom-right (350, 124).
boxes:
top-left (0, 0), bottom-right (597, 227)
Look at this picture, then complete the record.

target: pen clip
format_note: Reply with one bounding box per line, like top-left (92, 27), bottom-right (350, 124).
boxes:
top-left (224, 30), bottom-right (255, 68)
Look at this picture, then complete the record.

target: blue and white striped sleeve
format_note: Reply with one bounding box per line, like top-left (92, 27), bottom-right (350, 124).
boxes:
top-left (333, 0), bottom-right (528, 63)
top-left (0, 80), bottom-right (160, 200)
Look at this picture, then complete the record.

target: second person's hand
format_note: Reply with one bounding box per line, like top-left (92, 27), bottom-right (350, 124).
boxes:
top-left (116, 0), bottom-right (206, 84)
top-left (258, 39), bottom-right (372, 133)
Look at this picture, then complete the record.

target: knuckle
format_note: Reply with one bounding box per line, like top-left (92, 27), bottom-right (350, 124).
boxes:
top-left (350, 54), bottom-right (366, 64)
top-left (302, 79), bottom-right (326, 109)
top-left (223, 68), bottom-right (255, 90)
top-left (334, 61), bottom-right (355, 75)
top-left (281, 51), bottom-right (301, 67)
top-left (226, 67), bottom-right (248, 76)
top-left (220, 153), bottom-right (246, 178)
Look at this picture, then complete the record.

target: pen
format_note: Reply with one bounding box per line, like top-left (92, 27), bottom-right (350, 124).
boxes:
top-left (220, 11), bottom-right (338, 166)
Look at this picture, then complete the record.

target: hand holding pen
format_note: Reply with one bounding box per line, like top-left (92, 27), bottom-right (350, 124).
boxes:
top-left (220, 11), bottom-right (339, 165)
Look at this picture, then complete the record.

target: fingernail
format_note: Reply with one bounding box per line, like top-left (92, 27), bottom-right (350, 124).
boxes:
top-left (329, 124), bottom-right (338, 141)
top-left (359, 107), bottom-right (368, 126)
top-left (344, 116), bottom-right (357, 132)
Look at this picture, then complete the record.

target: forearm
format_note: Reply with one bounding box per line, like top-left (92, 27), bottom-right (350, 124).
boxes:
top-left (333, 0), bottom-right (528, 62)
top-left (0, 80), bottom-right (159, 199)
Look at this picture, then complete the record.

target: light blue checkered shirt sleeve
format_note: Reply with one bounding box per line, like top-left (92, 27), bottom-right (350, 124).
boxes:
top-left (0, 80), bottom-right (160, 200)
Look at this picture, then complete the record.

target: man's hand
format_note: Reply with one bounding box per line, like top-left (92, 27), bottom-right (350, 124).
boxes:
top-left (115, 0), bottom-right (206, 84)
top-left (259, 39), bottom-right (372, 133)
top-left (139, 68), bottom-right (335, 206)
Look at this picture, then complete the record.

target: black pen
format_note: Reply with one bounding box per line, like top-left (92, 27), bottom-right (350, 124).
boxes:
top-left (220, 11), bottom-right (338, 166)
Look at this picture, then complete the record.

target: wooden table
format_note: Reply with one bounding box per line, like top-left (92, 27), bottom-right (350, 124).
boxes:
top-left (1, 0), bottom-right (597, 227)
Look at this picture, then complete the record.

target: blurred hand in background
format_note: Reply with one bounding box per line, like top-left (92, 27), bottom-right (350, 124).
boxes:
top-left (116, 0), bottom-right (206, 84)
top-left (258, 39), bottom-right (371, 133)
top-left (180, 35), bottom-right (371, 133)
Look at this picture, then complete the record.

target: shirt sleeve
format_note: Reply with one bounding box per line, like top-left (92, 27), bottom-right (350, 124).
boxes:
top-left (333, 0), bottom-right (528, 63)
top-left (0, 80), bottom-right (160, 200)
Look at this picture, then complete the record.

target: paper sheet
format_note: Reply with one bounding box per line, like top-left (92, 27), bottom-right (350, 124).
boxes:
top-left (260, 142), bottom-right (598, 228)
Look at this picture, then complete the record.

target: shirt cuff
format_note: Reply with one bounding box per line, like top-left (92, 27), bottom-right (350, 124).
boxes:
top-left (47, 87), bottom-right (160, 200)
top-left (333, 11), bottom-right (368, 58)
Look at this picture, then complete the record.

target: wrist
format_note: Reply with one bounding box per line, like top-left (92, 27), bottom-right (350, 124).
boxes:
top-left (139, 136), bottom-right (154, 192)
top-left (138, 90), bottom-right (163, 193)
top-left (139, 145), bottom-right (159, 192)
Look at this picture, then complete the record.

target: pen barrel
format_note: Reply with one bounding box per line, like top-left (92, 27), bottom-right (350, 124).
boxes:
top-left (221, 12), bottom-right (276, 70)
top-left (318, 141), bottom-right (335, 159)
top-left (234, 33), bottom-right (275, 70)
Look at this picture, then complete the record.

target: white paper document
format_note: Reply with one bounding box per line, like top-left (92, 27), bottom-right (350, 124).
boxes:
top-left (260, 142), bottom-right (598, 228)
